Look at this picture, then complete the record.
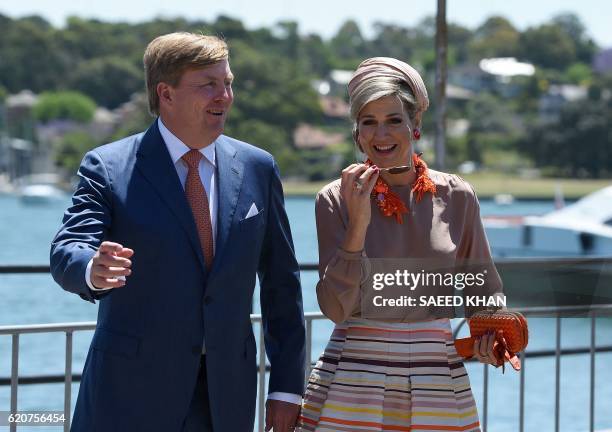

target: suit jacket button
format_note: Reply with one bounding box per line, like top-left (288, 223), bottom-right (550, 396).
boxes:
top-left (191, 345), bottom-right (202, 355)
top-left (204, 296), bottom-right (213, 305)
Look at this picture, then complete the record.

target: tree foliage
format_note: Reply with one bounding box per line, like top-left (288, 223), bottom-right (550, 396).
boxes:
top-left (69, 56), bottom-right (143, 109)
top-left (55, 131), bottom-right (97, 174)
top-left (33, 91), bottom-right (96, 123)
top-left (518, 78), bottom-right (612, 178)
top-left (0, 12), bottom-right (606, 178)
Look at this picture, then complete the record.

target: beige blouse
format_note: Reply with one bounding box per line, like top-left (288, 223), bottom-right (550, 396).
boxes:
top-left (315, 170), bottom-right (504, 324)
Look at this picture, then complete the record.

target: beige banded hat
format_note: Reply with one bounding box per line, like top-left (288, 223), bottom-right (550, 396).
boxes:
top-left (348, 57), bottom-right (429, 126)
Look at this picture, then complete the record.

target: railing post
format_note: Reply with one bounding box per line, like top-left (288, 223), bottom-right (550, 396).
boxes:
top-left (258, 323), bottom-right (266, 432)
top-left (305, 318), bottom-right (312, 384)
top-left (482, 364), bottom-right (488, 431)
top-left (590, 312), bottom-right (596, 432)
top-left (10, 333), bottom-right (19, 432)
top-left (64, 331), bottom-right (73, 432)
top-left (519, 349), bottom-right (525, 432)
top-left (555, 315), bottom-right (561, 432)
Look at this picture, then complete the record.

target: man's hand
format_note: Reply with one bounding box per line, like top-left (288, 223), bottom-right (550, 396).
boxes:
top-left (91, 241), bottom-right (134, 289)
top-left (265, 399), bottom-right (300, 431)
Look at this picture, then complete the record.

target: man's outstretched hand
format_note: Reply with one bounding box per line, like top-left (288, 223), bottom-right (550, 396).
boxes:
top-left (91, 241), bottom-right (134, 289)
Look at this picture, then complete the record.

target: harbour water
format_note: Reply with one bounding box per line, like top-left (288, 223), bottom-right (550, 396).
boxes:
top-left (1, 192), bottom-right (611, 431)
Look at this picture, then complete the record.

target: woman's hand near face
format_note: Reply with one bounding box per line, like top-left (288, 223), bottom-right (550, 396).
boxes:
top-left (339, 163), bottom-right (379, 252)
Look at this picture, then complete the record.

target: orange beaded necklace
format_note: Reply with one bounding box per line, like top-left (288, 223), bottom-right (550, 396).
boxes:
top-left (365, 153), bottom-right (437, 224)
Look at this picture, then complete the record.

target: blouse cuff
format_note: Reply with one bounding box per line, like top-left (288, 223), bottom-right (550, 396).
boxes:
top-left (337, 247), bottom-right (365, 260)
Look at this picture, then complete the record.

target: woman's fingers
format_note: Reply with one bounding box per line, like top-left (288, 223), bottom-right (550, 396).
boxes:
top-left (473, 334), bottom-right (497, 365)
top-left (363, 166), bottom-right (380, 194)
top-left (474, 333), bottom-right (499, 365)
top-left (356, 165), bottom-right (376, 184)
top-left (472, 337), bottom-right (482, 361)
top-left (485, 332), bottom-right (498, 364)
top-left (341, 164), bottom-right (370, 195)
top-left (341, 164), bottom-right (363, 183)
top-left (476, 337), bottom-right (486, 358)
top-left (341, 164), bottom-right (360, 193)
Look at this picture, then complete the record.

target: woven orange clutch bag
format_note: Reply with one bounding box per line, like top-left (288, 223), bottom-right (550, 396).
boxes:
top-left (454, 310), bottom-right (528, 372)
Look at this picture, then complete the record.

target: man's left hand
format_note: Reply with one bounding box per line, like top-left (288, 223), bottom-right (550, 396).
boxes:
top-left (265, 399), bottom-right (300, 431)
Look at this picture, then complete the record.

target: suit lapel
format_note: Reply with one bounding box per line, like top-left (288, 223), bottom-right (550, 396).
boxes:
top-left (135, 120), bottom-right (207, 274)
top-left (210, 136), bottom-right (244, 277)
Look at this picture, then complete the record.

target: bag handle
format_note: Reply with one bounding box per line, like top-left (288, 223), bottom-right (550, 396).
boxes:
top-left (455, 330), bottom-right (522, 373)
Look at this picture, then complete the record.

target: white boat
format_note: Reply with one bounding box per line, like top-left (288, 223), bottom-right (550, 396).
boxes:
top-left (18, 183), bottom-right (66, 204)
top-left (484, 186), bottom-right (612, 257)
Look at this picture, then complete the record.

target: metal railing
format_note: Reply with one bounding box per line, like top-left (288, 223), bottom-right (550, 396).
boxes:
top-left (0, 321), bottom-right (95, 432)
top-left (452, 304), bottom-right (612, 432)
top-left (2, 306), bottom-right (612, 431)
top-left (2, 261), bottom-right (612, 431)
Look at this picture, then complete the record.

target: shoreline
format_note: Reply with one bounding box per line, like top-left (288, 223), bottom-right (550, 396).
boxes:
top-left (283, 175), bottom-right (612, 199)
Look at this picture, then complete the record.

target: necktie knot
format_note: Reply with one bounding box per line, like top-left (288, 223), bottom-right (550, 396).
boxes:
top-left (182, 149), bottom-right (202, 169)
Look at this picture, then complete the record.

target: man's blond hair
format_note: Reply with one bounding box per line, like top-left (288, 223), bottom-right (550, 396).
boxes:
top-left (143, 32), bottom-right (228, 116)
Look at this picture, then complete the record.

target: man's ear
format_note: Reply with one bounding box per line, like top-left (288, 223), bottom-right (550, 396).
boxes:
top-left (157, 82), bottom-right (173, 108)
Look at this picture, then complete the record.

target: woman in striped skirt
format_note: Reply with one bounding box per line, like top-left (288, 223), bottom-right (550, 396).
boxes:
top-left (297, 58), bottom-right (504, 432)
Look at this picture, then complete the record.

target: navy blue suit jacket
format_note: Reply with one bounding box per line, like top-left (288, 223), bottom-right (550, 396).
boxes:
top-left (50, 120), bottom-right (305, 431)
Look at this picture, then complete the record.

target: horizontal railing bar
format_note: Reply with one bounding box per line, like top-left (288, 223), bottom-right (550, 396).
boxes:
top-left (3, 303), bottom-right (612, 335)
top-left (1, 256), bottom-right (612, 274)
top-left (517, 304), bottom-right (612, 315)
top-left (2, 345), bottom-right (612, 387)
top-left (0, 322), bottom-right (97, 335)
top-left (0, 265), bottom-right (321, 274)
top-left (0, 312), bottom-right (325, 335)
top-left (0, 265), bottom-right (51, 274)
top-left (0, 374), bottom-right (82, 386)
top-left (463, 345), bottom-right (612, 361)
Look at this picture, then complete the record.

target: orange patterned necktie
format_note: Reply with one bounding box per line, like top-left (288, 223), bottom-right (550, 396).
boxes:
top-left (182, 149), bottom-right (214, 269)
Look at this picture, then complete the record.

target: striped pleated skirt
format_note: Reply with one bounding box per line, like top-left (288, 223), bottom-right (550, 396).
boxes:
top-left (297, 318), bottom-right (481, 432)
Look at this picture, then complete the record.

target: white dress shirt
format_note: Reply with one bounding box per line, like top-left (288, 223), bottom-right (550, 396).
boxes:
top-left (86, 117), bottom-right (301, 405)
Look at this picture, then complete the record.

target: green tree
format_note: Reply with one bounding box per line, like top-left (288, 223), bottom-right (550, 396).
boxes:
top-left (55, 131), bottom-right (97, 174)
top-left (213, 15), bottom-right (248, 40)
top-left (58, 17), bottom-right (144, 61)
top-left (518, 83), bottom-right (612, 178)
top-left (33, 91), bottom-right (96, 123)
top-left (465, 93), bottom-right (518, 163)
top-left (564, 62), bottom-right (593, 85)
top-left (552, 13), bottom-right (598, 64)
top-left (469, 16), bottom-right (519, 59)
top-left (370, 23), bottom-right (413, 61)
top-left (519, 24), bottom-right (576, 69)
top-left (0, 17), bottom-right (68, 92)
top-left (447, 23), bottom-right (473, 65)
top-left (69, 56), bottom-right (143, 108)
top-left (329, 20), bottom-right (366, 68)
top-left (300, 34), bottom-right (334, 76)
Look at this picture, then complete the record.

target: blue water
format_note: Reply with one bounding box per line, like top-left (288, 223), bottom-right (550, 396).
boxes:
top-left (1, 193), bottom-right (611, 431)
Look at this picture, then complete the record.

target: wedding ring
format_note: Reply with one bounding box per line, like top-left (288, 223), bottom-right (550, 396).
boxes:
top-left (353, 180), bottom-right (364, 191)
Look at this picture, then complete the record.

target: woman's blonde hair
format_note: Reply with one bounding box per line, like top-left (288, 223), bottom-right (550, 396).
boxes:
top-left (143, 32), bottom-right (228, 116)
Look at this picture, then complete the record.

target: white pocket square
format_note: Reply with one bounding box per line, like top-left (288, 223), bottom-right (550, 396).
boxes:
top-left (244, 203), bottom-right (260, 219)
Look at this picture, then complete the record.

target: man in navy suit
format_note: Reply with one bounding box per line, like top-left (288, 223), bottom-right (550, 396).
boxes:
top-left (50, 32), bottom-right (305, 431)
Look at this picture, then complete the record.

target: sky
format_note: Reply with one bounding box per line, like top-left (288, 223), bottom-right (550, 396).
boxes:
top-left (1, 0), bottom-right (611, 48)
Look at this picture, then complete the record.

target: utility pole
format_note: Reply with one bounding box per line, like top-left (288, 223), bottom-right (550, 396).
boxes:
top-left (434, 0), bottom-right (447, 170)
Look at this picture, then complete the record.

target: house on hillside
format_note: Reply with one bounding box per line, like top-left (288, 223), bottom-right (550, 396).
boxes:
top-left (538, 84), bottom-right (588, 122)
top-left (593, 48), bottom-right (612, 75)
top-left (449, 57), bottom-right (535, 98)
